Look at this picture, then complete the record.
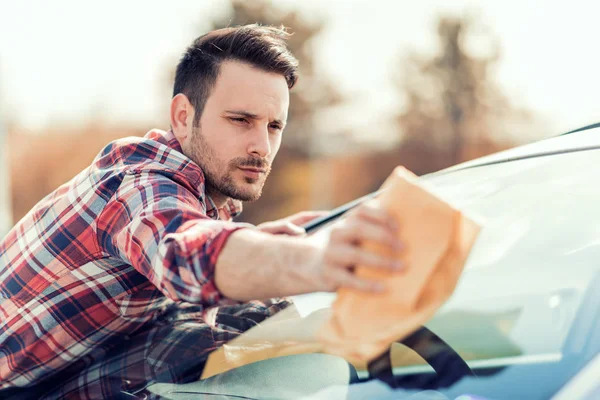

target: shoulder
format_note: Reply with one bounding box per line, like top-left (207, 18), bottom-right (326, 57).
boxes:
top-left (93, 130), bottom-right (205, 197)
top-left (95, 132), bottom-right (185, 169)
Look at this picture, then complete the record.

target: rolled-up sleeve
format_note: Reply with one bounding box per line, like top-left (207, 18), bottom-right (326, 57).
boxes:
top-left (97, 171), bottom-right (247, 305)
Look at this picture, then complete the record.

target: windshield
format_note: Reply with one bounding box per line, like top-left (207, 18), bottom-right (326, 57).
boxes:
top-left (162, 147), bottom-right (600, 400)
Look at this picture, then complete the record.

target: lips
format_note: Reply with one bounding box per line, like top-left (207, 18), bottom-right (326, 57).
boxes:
top-left (238, 167), bottom-right (266, 173)
top-left (238, 167), bottom-right (266, 180)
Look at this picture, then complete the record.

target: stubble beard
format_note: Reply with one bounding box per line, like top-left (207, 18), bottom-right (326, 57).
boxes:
top-left (188, 126), bottom-right (271, 202)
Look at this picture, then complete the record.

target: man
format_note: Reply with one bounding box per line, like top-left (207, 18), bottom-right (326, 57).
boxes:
top-left (0, 25), bottom-right (402, 398)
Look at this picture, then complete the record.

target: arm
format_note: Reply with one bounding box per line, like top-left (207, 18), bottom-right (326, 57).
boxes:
top-left (214, 228), bottom-right (326, 301)
top-left (215, 202), bottom-right (405, 302)
top-left (100, 172), bottom-right (403, 304)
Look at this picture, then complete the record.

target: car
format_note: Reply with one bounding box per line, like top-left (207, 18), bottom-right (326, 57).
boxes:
top-left (136, 123), bottom-right (600, 400)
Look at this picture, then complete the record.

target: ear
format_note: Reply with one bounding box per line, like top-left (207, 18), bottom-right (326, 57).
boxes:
top-left (170, 94), bottom-right (195, 142)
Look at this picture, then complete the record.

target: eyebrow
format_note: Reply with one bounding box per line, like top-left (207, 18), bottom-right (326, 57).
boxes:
top-left (224, 109), bottom-right (286, 126)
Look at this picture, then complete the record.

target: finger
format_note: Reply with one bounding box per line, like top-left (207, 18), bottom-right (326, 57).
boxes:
top-left (326, 243), bottom-right (404, 271)
top-left (333, 220), bottom-right (402, 250)
top-left (353, 202), bottom-right (399, 233)
top-left (286, 210), bottom-right (330, 226)
top-left (325, 267), bottom-right (385, 293)
top-left (257, 222), bottom-right (305, 236)
top-left (278, 222), bottom-right (306, 235)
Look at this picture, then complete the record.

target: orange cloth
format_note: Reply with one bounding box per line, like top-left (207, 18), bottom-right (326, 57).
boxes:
top-left (201, 166), bottom-right (481, 378)
top-left (201, 307), bottom-right (329, 379)
top-left (317, 166), bottom-right (481, 363)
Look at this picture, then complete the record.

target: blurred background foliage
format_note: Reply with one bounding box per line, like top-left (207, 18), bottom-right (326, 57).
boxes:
top-left (5, 0), bottom-right (537, 226)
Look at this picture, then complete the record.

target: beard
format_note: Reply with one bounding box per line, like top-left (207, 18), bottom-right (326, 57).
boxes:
top-left (187, 126), bottom-right (271, 202)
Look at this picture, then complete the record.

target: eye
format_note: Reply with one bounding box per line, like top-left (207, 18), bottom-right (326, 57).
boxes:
top-left (229, 117), bottom-right (249, 125)
top-left (269, 124), bottom-right (283, 132)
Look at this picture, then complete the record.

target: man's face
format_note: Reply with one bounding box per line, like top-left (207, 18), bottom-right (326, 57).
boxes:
top-left (185, 61), bottom-right (289, 202)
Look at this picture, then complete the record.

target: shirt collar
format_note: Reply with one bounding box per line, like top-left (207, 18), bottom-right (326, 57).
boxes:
top-left (205, 194), bottom-right (243, 221)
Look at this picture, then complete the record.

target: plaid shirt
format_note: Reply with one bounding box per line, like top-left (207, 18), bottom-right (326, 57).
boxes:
top-left (0, 129), bottom-right (256, 389)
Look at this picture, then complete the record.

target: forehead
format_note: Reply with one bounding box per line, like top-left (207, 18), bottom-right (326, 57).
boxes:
top-left (206, 60), bottom-right (289, 119)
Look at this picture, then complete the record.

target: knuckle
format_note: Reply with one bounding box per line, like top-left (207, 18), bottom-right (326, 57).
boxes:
top-left (365, 226), bottom-right (389, 242)
top-left (358, 252), bottom-right (378, 267)
top-left (336, 247), bottom-right (355, 266)
top-left (361, 252), bottom-right (391, 269)
top-left (354, 227), bottom-right (372, 243)
top-left (340, 250), bottom-right (356, 267)
top-left (342, 244), bottom-right (360, 262)
top-left (348, 222), bottom-right (362, 237)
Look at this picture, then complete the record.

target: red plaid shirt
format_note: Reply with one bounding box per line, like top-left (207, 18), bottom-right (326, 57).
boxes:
top-left (0, 129), bottom-right (248, 389)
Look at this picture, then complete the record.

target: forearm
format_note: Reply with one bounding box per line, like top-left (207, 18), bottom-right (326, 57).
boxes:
top-left (214, 228), bottom-right (325, 301)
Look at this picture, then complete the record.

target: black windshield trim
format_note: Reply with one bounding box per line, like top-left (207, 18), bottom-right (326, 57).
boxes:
top-left (432, 122), bottom-right (600, 176)
top-left (560, 122), bottom-right (600, 136)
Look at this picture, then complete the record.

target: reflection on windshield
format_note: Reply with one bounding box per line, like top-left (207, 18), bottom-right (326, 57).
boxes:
top-left (424, 308), bottom-right (523, 363)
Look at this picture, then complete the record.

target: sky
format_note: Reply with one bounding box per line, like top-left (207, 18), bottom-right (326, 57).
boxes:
top-left (1, 0), bottom-right (600, 137)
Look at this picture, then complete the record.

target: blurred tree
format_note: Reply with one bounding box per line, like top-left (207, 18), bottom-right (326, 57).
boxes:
top-left (394, 15), bottom-right (531, 171)
top-left (8, 123), bottom-right (145, 223)
top-left (319, 14), bottom-right (536, 208)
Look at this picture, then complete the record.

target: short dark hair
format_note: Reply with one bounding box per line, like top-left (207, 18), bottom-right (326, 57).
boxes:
top-left (173, 24), bottom-right (299, 126)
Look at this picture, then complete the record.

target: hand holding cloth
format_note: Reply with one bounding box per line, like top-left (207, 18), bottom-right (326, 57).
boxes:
top-left (201, 166), bottom-right (481, 378)
top-left (317, 166), bottom-right (481, 363)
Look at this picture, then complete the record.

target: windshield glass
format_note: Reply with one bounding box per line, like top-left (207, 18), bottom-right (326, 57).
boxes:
top-left (176, 146), bottom-right (600, 400)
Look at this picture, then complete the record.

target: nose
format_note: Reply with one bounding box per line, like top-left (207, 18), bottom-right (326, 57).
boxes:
top-left (247, 125), bottom-right (271, 158)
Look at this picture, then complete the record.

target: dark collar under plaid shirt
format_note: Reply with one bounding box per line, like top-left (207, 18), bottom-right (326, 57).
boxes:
top-left (0, 129), bottom-right (289, 393)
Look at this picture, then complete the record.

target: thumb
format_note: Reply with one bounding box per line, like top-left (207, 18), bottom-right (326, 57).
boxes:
top-left (256, 221), bottom-right (306, 236)
top-left (283, 222), bottom-right (306, 236)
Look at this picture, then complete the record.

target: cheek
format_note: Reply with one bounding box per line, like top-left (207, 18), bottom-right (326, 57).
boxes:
top-left (204, 119), bottom-right (230, 146)
top-left (214, 124), bottom-right (248, 154)
top-left (269, 135), bottom-right (282, 159)
top-left (199, 119), bottom-right (241, 161)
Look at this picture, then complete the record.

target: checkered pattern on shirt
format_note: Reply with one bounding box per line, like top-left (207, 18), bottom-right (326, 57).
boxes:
top-left (0, 129), bottom-right (265, 390)
top-left (0, 298), bottom-right (292, 400)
